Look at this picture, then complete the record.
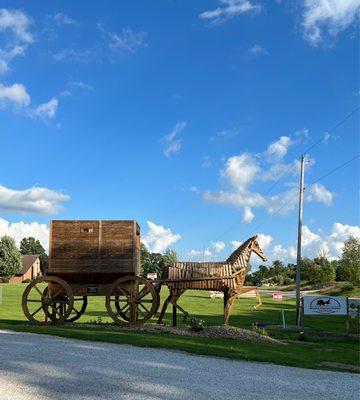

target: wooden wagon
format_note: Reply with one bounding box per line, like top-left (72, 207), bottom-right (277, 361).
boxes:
top-left (22, 220), bottom-right (160, 325)
top-left (22, 220), bottom-right (267, 326)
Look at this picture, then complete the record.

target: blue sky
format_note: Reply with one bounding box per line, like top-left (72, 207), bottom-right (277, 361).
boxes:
top-left (0, 1), bottom-right (359, 267)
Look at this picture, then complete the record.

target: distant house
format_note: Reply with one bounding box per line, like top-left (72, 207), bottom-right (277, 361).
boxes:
top-left (9, 254), bottom-right (42, 284)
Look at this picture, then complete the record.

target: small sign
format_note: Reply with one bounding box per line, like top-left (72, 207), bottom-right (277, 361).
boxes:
top-left (147, 273), bottom-right (157, 280)
top-left (273, 292), bottom-right (283, 301)
top-left (348, 298), bottom-right (360, 319)
top-left (303, 296), bottom-right (347, 316)
top-left (87, 286), bottom-right (99, 294)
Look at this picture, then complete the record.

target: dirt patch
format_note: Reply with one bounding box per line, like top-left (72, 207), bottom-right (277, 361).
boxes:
top-left (70, 323), bottom-right (283, 344)
top-left (318, 362), bottom-right (359, 372)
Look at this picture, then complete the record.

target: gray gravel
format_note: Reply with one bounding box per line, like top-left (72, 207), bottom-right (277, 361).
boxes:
top-left (0, 330), bottom-right (358, 400)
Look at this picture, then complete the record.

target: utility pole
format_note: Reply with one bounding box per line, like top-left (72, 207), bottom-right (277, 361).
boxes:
top-left (296, 154), bottom-right (305, 326)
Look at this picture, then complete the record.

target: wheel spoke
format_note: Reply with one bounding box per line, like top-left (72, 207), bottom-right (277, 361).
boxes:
top-left (121, 304), bottom-right (130, 315)
top-left (30, 305), bottom-right (43, 317)
top-left (34, 285), bottom-right (43, 296)
top-left (27, 299), bottom-right (42, 303)
top-left (52, 289), bottom-right (62, 299)
top-left (137, 286), bottom-right (150, 301)
top-left (139, 302), bottom-right (150, 314)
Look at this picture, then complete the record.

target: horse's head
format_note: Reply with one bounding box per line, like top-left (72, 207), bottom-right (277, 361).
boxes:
top-left (248, 235), bottom-right (267, 261)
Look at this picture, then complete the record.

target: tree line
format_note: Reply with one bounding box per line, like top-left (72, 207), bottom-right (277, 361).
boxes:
top-left (246, 237), bottom-right (359, 288)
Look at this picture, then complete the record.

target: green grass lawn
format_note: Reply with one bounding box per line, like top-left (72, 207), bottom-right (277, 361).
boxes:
top-left (0, 283), bottom-right (359, 372)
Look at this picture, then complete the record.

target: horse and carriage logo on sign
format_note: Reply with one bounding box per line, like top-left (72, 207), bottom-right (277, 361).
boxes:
top-left (309, 297), bottom-right (341, 314)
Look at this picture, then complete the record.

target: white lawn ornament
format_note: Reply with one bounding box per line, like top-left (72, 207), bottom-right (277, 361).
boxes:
top-left (210, 291), bottom-right (224, 299)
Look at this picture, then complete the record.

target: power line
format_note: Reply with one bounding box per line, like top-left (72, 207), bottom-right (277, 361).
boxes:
top-left (238, 153), bottom-right (360, 243)
top-left (213, 107), bottom-right (360, 242)
top-left (302, 106), bottom-right (360, 155)
top-left (308, 154), bottom-right (360, 186)
top-left (264, 105), bottom-right (360, 196)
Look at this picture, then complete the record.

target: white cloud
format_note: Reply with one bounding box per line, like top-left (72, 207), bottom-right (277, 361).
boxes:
top-left (98, 24), bottom-right (148, 53)
top-left (0, 185), bottom-right (70, 214)
top-left (68, 81), bottom-right (94, 91)
top-left (231, 240), bottom-right (242, 250)
top-left (243, 206), bottom-right (254, 223)
top-left (249, 44), bottom-right (268, 55)
top-left (271, 244), bottom-right (297, 261)
top-left (187, 249), bottom-right (202, 257)
top-left (257, 233), bottom-right (273, 249)
top-left (0, 82), bottom-right (58, 120)
top-left (53, 12), bottom-right (76, 26)
top-left (223, 153), bottom-right (260, 190)
top-left (200, 0), bottom-right (261, 25)
top-left (30, 97), bottom-right (58, 119)
top-left (212, 241), bottom-right (226, 252)
top-left (0, 218), bottom-right (49, 252)
top-left (306, 183), bottom-right (333, 206)
top-left (302, 225), bottom-right (321, 247)
top-left (0, 8), bottom-right (33, 43)
top-left (204, 189), bottom-right (266, 208)
top-left (189, 186), bottom-right (199, 193)
top-left (302, 0), bottom-right (360, 46)
top-left (264, 135), bottom-right (293, 161)
top-left (142, 221), bottom-right (181, 253)
top-left (53, 48), bottom-right (93, 62)
top-left (187, 247), bottom-right (212, 259)
top-left (163, 121), bottom-right (186, 157)
top-left (0, 82), bottom-right (30, 108)
top-left (261, 222), bottom-right (360, 265)
top-left (202, 155), bottom-right (212, 168)
top-left (0, 9), bottom-right (33, 74)
top-left (210, 128), bottom-right (239, 142)
top-left (204, 133), bottom-right (333, 218)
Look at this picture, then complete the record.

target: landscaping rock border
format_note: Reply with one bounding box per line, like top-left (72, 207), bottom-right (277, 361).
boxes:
top-left (69, 322), bottom-right (283, 344)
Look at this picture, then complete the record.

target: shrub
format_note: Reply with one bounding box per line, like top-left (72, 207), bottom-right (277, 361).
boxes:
top-left (189, 317), bottom-right (205, 331)
top-left (251, 322), bottom-right (269, 336)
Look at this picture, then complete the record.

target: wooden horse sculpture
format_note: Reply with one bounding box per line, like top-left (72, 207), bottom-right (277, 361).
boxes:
top-left (157, 235), bottom-right (267, 325)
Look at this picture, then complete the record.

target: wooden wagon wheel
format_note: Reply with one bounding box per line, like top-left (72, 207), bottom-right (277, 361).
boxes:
top-left (106, 275), bottom-right (159, 326)
top-left (22, 276), bottom-right (74, 325)
top-left (43, 288), bottom-right (87, 322)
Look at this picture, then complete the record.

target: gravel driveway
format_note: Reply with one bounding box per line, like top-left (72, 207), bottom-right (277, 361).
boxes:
top-left (0, 330), bottom-right (358, 400)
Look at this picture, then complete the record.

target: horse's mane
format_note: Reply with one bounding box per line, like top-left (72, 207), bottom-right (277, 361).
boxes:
top-left (226, 236), bottom-right (256, 264)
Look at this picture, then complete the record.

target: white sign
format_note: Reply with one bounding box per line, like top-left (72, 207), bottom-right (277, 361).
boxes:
top-left (147, 272), bottom-right (158, 280)
top-left (273, 292), bottom-right (283, 301)
top-left (303, 296), bottom-right (347, 316)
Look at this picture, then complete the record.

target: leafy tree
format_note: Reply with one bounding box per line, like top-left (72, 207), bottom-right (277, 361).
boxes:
top-left (163, 249), bottom-right (178, 265)
top-left (336, 236), bottom-right (360, 286)
top-left (140, 244), bottom-right (178, 279)
top-left (313, 256), bottom-right (336, 284)
top-left (20, 237), bottom-right (48, 273)
top-left (0, 236), bottom-right (22, 282)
